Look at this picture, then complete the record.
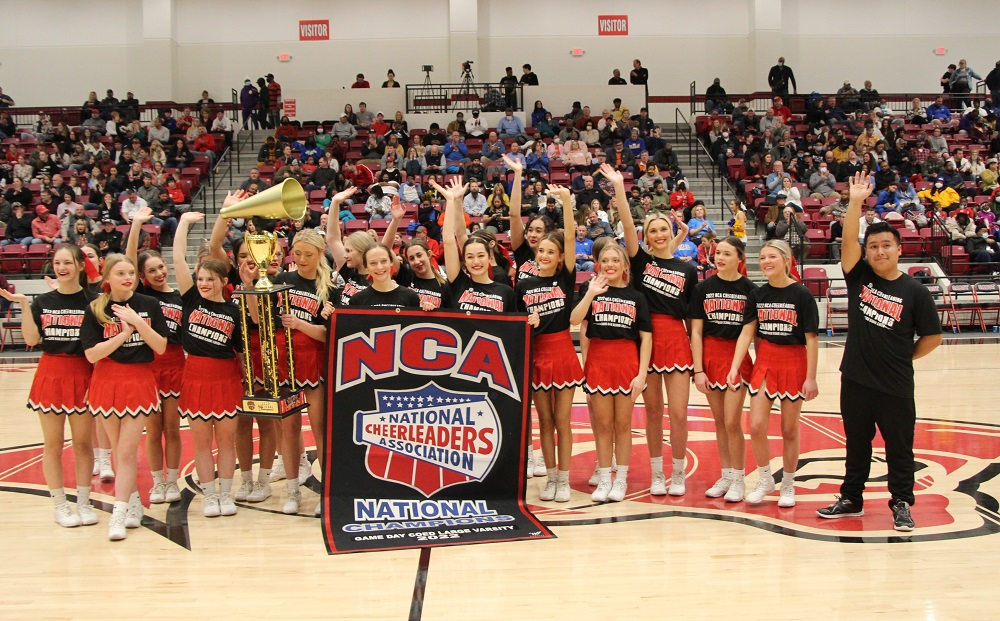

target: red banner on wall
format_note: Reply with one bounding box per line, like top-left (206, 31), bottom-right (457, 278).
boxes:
top-left (283, 99), bottom-right (296, 117)
top-left (299, 20), bottom-right (330, 41)
top-left (597, 15), bottom-right (629, 36)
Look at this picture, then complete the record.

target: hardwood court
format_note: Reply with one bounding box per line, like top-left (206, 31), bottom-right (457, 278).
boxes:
top-left (1, 341), bottom-right (998, 621)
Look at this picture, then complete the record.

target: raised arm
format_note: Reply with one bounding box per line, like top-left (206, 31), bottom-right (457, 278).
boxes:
top-left (548, 184), bottom-right (575, 275)
top-left (601, 163), bottom-right (637, 256)
top-left (325, 186), bottom-right (359, 270)
top-left (125, 206), bottom-right (154, 279)
top-left (571, 274), bottom-right (607, 325)
top-left (504, 154), bottom-right (525, 250)
top-left (841, 172), bottom-right (875, 273)
top-left (429, 178), bottom-right (468, 282)
top-left (173, 212), bottom-right (205, 295)
top-left (381, 194), bottom-right (406, 269)
top-left (211, 189), bottom-right (248, 263)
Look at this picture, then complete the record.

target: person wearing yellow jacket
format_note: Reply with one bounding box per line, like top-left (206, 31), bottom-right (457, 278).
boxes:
top-left (918, 177), bottom-right (961, 211)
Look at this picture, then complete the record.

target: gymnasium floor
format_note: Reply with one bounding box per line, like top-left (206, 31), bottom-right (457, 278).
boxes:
top-left (1, 340), bottom-right (997, 621)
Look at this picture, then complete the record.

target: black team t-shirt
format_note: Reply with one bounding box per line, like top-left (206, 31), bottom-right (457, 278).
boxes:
top-left (30, 289), bottom-right (96, 356)
top-left (180, 287), bottom-right (243, 359)
top-left (840, 260), bottom-right (942, 396)
top-left (337, 265), bottom-right (369, 305)
top-left (584, 285), bottom-right (653, 341)
top-left (273, 271), bottom-right (339, 325)
top-left (515, 267), bottom-right (575, 335)
top-left (80, 293), bottom-right (168, 364)
top-left (349, 285), bottom-right (421, 309)
top-left (630, 250), bottom-right (698, 319)
top-left (513, 244), bottom-right (540, 282)
top-left (138, 284), bottom-right (183, 345)
top-left (396, 264), bottom-right (451, 309)
top-left (448, 271), bottom-right (517, 313)
top-left (690, 275), bottom-right (756, 340)
top-left (743, 282), bottom-right (819, 345)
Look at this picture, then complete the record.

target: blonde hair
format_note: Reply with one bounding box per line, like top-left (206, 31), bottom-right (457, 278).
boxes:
top-left (290, 229), bottom-right (334, 306)
top-left (597, 243), bottom-right (631, 284)
top-left (760, 239), bottom-right (793, 277)
top-left (642, 210), bottom-right (672, 232)
top-left (89, 254), bottom-right (135, 324)
top-left (346, 230), bottom-right (377, 258)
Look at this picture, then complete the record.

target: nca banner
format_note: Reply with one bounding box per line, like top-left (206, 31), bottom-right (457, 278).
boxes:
top-left (322, 309), bottom-right (554, 554)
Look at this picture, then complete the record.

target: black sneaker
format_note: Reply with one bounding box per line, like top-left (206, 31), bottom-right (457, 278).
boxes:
top-left (816, 496), bottom-right (864, 519)
top-left (891, 500), bottom-right (914, 532)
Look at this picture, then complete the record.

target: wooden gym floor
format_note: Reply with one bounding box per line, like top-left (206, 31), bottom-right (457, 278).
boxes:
top-left (1, 339), bottom-right (998, 621)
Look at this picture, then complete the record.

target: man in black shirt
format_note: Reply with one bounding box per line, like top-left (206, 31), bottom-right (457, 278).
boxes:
top-left (94, 218), bottom-right (124, 255)
top-left (4, 177), bottom-right (32, 208)
top-left (817, 173), bottom-right (942, 532)
top-left (608, 69), bottom-right (627, 85)
top-left (519, 64), bottom-right (538, 86)
top-left (499, 67), bottom-right (519, 109)
top-left (767, 56), bottom-right (797, 103)
top-left (629, 59), bottom-right (648, 87)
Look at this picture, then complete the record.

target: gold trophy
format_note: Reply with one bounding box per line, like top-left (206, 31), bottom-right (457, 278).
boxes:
top-left (222, 179), bottom-right (310, 418)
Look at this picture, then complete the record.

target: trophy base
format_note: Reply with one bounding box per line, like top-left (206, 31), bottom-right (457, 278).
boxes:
top-left (238, 389), bottom-right (309, 419)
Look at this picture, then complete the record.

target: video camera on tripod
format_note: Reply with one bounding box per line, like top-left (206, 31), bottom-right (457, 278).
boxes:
top-left (461, 60), bottom-right (474, 78)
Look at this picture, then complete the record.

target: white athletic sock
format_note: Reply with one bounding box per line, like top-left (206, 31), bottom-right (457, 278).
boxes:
top-left (758, 464), bottom-right (772, 478)
top-left (202, 479), bottom-right (216, 494)
top-left (597, 466), bottom-right (612, 484)
top-left (258, 468), bottom-right (272, 484)
top-left (240, 470), bottom-right (253, 482)
top-left (128, 490), bottom-right (140, 504)
top-left (285, 479), bottom-right (299, 494)
top-left (650, 456), bottom-right (664, 473)
top-left (166, 468), bottom-right (179, 483)
top-left (51, 490), bottom-right (67, 506)
top-left (783, 470), bottom-right (796, 484)
top-left (151, 470), bottom-right (164, 485)
top-left (722, 468), bottom-right (733, 479)
top-left (76, 486), bottom-right (91, 505)
top-left (219, 478), bottom-right (233, 494)
top-left (557, 470), bottom-right (570, 483)
top-left (98, 448), bottom-right (112, 460)
top-left (616, 465), bottom-right (629, 482)
top-left (672, 457), bottom-right (685, 473)
top-left (733, 469), bottom-right (745, 478)
top-left (546, 467), bottom-right (557, 480)
top-left (92, 448), bottom-right (99, 459)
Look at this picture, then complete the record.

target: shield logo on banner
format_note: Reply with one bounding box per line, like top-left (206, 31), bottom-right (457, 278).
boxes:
top-left (353, 382), bottom-right (503, 498)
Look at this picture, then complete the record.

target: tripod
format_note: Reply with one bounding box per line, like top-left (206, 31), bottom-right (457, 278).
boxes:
top-left (455, 69), bottom-right (479, 111)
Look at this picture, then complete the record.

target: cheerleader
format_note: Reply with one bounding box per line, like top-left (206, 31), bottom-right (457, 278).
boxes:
top-left (400, 239), bottom-right (450, 310)
top-left (690, 236), bottom-right (755, 502)
top-left (80, 244), bottom-right (115, 481)
top-left (492, 156), bottom-right (547, 476)
top-left (430, 177), bottom-right (517, 314)
top-left (272, 228), bottom-right (339, 516)
top-left (0, 245), bottom-right (97, 527)
top-left (349, 243), bottom-right (421, 309)
top-left (126, 207), bottom-right (184, 505)
top-left (173, 212), bottom-right (245, 517)
top-left (208, 204), bottom-right (285, 495)
top-left (570, 244), bottom-right (652, 502)
top-left (611, 163), bottom-right (699, 496)
top-left (515, 185), bottom-right (583, 502)
top-left (327, 188), bottom-right (374, 305)
top-left (727, 240), bottom-right (819, 507)
top-left (81, 254), bottom-right (168, 541)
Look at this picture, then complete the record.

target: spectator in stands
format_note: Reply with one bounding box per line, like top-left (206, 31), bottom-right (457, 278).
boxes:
top-left (710, 127), bottom-right (739, 175)
top-left (766, 160), bottom-right (791, 197)
top-left (238, 168), bottom-right (268, 193)
top-left (520, 64), bottom-right (539, 86)
top-left (4, 177), bottom-right (31, 207)
top-left (605, 139), bottom-right (635, 174)
top-left (858, 80), bottom-right (881, 111)
top-left (332, 114), bottom-right (357, 140)
top-left (169, 138), bottom-right (193, 168)
top-left (920, 149), bottom-right (945, 178)
top-left (981, 159), bottom-right (999, 194)
top-left (0, 86), bottom-right (14, 109)
top-left (919, 177), bottom-right (961, 212)
top-left (926, 96), bottom-right (952, 122)
top-left (837, 81), bottom-right (860, 112)
top-left (136, 174), bottom-right (160, 211)
top-left (422, 144), bottom-right (445, 174)
top-left (559, 135), bottom-right (588, 169)
top-left (759, 108), bottom-right (779, 134)
top-left (940, 161), bottom-right (965, 195)
top-left (823, 96), bottom-right (848, 124)
top-left (364, 185), bottom-right (391, 221)
top-left (974, 200), bottom-right (995, 232)
top-left (190, 126), bottom-right (217, 167)
top-left (463, 180), bottom-right (488, 217)
top-left (875, 181), bottom-right (905, 216)
top-left (305, 157), bottom-right (337, 193)
top-left (855, 123), bottom-right (880, 155)
top-left (497, 109), bottom-right (525, 139)
top-left (704, 78), bottom-right (728, 114)
top-left (444, 131), bottom-right (471, 166)
top-left (574, 224), bottom-right (595, 271)
top-left (945, 208), bottom-right (975, 243)
top-left (29, 205), bottom-right (62, 246)
top-left (687, 204), bottom-right (716, 245)
top-left (840, 151), bottom-right (864, 180)
top-left (525, 141), bottom-right (549, 175)
top-left (770, 96), bottom-right (792, 123)
top-left (605, 68), bottom-right (626, 86)
top-left (2, 203), bottom-right (33, 246)
top-left (81, 108), bottom-right (106, 136)
top-left (461, 109), bottom-right (485, 139)
top-left (528, 100), bottom-right (548, 128)
top-left (120, 188), bottom-right (148, 224)
top-left (927, 126), bottom-right (948, 154)
top-left (629, 59), bottom-right (647, 88)
top-left (966, 226), bottom-right (1000, 264)
top-left (633, 164), bottom-right (662, 194)
top-left (349, 73), bottom-right (369, 89)
top-left (355, 103), bottom-right (375, 129)
top-left (949, 59), bottom-right (981, 109)
top-left (669, 179), bottom-right (696, 215)
top-left (584, 207), bottom-right (614, 241)
top-left (855, 205), bottom-right (882, 244)
top-left (94, 217), bottom-right (123, 254)
top-left (767, 56), bottom-right (796, 102)
top-left (480, 132), bottom-right (505, 163)
top-left (265, 74), bottom-right (282, 129)
top-left (67, 216), bottom-right (95, 247)
top-left (623, 128), bottom-right (646, 158)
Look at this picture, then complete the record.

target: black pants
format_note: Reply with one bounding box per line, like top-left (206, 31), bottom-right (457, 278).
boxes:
top-left (839, 378), bottom-right (916, 508)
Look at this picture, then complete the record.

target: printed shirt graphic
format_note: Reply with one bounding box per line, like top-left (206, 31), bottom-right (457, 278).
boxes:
top-left (180, 288), bottom-right (242, 359)
top-left (336, 266), bottom-right (369, 306)
top-left (30, 289), bottom-right (95, 355)
top-left (448, 272), bottom-right (516, 313)
top-left (80, 293), bottom-right (168, 364)
top-left (408, 276), bottom-right (449, 310)
top-left (630, 250), bottom-right (698, 318)
top-left (744, 282), bottom-right (819, 346)
top-left (584, 285), bottom-right (652, 341)
top-left (690, 275), bottom-right (756, 340)
top-left (274, 271), bottom-right (334, 324)
top-left (840, 260), bottom-right (942, 396)
top-left (515, 268), bottom-right (574, 335)
top-left (513, 244), bottom-right (540, 282)
top-left (139, 285), bottom-right (183, 344)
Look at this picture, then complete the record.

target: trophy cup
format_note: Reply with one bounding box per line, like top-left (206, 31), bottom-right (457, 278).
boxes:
top-left (222, 179), bottom-right (310, 418)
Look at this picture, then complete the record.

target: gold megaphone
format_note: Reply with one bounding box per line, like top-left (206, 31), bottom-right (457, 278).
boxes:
top-left (220, 178), bottom-right (307, 221)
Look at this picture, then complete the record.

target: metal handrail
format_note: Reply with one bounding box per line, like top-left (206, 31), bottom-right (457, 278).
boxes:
top-left (686, 90), bottom-right (989, 115)
top-left (673, 108), bottom-right (693, 167)
top-left (404, 82), bottom-right (524, 114)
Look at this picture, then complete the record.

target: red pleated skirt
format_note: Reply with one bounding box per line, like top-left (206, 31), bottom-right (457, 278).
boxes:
top-left (88, 359), bottom-right (160, 418)
top-left (276, 329), bottom-right (325, 388)
top-left (748, 340), bottom-right (807, 402)
top-left (178, 355), bottom-right (244, 420)
top-left (703, 336), bottom-right (753, 391)
top-left (151, 343), bottom-right (186, 399)
top-left (28, 353), bottom-right (93, 415)
top-left (531, 330), bottom-right (584, 391)
top-left (649, 314), bottom-right (694, 374)
top-left (583, 338), bottom-right (643, 396)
